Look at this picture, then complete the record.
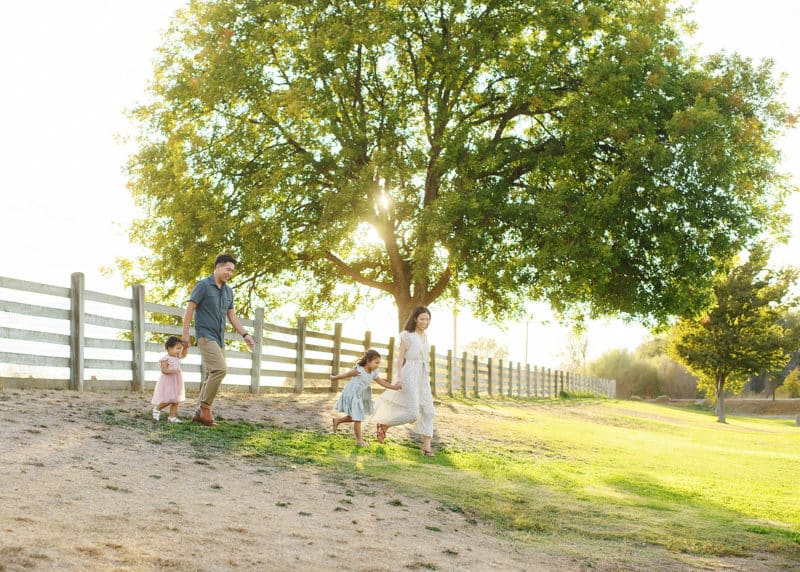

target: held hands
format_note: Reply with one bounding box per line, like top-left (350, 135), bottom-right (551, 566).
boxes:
top-left (391, 381), bottom-right (402, 390)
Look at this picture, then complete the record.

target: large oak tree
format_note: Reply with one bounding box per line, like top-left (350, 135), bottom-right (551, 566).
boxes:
top-left (125, 0), bottom-right (793, 326)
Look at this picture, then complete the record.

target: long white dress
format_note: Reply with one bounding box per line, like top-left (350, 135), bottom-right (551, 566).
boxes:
top-left (372, 330), bottom-right (435, 436)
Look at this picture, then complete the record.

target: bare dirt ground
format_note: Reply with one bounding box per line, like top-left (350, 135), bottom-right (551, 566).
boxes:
top-left (1, 388), bottom-right (796, 571)
top-left (0, 388), bottom-right (569, 572)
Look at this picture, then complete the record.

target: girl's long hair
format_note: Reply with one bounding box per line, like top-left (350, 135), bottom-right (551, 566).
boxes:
top-left (357, 349), bottom-right (381, 367)
top-left (402, 306), bottom-right (431, 333)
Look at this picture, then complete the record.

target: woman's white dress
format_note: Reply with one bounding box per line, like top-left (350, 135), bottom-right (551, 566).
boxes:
top-left (372, 330), bottom-right (435, 436)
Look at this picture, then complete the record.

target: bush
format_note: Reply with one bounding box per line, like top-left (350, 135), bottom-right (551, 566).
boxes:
top-left (783, 368), bottom-right (800, 398)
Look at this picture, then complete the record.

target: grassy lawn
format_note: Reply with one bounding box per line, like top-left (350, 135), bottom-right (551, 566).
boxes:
top-left (108, 398), bottom-right (800, 566)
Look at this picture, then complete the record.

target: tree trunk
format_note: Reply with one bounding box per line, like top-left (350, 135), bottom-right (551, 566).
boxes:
top-left (716, 376), bottom-right (727, 423)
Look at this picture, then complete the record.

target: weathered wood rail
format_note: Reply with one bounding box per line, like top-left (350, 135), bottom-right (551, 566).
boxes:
top-left (0, 273), bottom-right (615, 398)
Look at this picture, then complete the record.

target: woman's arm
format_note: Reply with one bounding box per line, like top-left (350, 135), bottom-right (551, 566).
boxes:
top-left (330, 367), bottom-right (358, 382)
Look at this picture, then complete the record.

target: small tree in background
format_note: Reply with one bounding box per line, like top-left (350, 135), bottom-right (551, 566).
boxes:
top-left (782, 368), bottom-right (800, 398)
top-left (668, 245), bottom-right (799, 423)
top-left (560, 330), bottom-right (590, 375)
top-left (587, 348), bottom-right (660, 398)
top-left (462, 337), bottom-right (509, 361)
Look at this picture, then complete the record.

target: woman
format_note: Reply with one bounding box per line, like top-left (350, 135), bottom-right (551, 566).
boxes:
top-left (372, 306), bottom-right (435, 456)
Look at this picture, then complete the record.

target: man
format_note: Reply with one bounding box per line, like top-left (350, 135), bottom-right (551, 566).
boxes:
top-left (182, 253), bottom-right (255, 426)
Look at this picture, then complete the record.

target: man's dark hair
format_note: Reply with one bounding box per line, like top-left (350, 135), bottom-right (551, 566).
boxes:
top-left (214, 253), bottom-right (237, 268)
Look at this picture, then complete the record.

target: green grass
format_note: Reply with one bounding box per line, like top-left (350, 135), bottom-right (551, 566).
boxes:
top-left (104, 399), bottom-right (800, 565)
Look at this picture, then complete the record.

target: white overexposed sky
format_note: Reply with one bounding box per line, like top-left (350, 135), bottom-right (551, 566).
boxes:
top-left (0, 1), bottom-right (797, 368)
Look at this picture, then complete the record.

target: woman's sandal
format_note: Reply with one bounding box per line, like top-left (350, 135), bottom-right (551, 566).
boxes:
top-left (421, 449), bottom-right (435, 457)
top-left (376, 424), bottom-right (387, 443)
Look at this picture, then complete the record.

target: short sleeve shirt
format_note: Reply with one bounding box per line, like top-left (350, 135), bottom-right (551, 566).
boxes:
top-left (189, 275), bottom-right (234, 347)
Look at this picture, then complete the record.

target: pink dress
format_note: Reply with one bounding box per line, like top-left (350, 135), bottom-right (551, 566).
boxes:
top-left (151, 355), bottom-right (186, 404)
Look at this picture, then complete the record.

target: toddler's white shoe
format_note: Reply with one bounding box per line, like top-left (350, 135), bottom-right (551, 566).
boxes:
top-left (152, 409), bottom-right (160, 421)
top-left (167, 417), bottom-right (182, 423)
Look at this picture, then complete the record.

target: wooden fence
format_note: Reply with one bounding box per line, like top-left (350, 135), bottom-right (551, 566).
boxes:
top-left (0, 273), bottom-right (615, 398)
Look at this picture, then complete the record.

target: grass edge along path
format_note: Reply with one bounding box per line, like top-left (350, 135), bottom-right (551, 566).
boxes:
top-left (101, 397), bottom-right (800, 568)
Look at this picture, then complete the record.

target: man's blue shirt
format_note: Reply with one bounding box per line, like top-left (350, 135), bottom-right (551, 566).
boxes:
top-left (189, 275), bottom-right (234, 347)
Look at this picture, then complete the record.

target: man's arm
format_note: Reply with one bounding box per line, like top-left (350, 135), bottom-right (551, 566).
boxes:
top-left (228, 308), bottom-right (255, 350)
top-left (182, 301), bottom-right (197, 348)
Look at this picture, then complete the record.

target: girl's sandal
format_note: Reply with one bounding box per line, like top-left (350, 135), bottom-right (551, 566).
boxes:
top-left (421, 449), bottom-right (435, 457)
top-left (376, 424), bottom-right (387, 443)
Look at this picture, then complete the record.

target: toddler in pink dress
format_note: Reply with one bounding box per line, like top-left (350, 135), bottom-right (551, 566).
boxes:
top-left (151, 336), bottom-right (187, 423)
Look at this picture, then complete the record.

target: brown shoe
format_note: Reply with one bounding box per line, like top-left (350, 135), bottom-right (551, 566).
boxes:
top-left (194, 406), bottom-right (216, 427)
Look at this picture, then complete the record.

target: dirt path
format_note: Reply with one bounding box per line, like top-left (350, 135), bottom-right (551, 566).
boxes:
top-left (0, 389), bottom-right (563, 571)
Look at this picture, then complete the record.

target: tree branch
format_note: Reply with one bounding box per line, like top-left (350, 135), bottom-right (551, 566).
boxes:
top-left (323, 251), bottom-right (396, 294)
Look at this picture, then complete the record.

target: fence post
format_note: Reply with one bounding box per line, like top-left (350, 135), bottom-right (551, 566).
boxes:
top-left (364, 329), bottom-right (372, 351)
top-left (461, 351), bottom-right (467, 396)
top-left (294, 316), bottom-right (306, 393)
top-left (429, 344), bottom-right (437, 397)
top-left (547, 368), bottom-right (552, 398)
top-left (69, 272), bottom-right (85, 391)
top-left (131, 283), bottom-right (145, 392)
top-left (473, 355), bottom-right (479, 397)
top-left (526, 363), bottom-right (531, 397)
top-left (516, 362), bottom-right (521, 397)
top-left (330, 322), bottom-right (342, 391)
top-left (533, 365), bottom-right (538, 398)
top-left (559, 370), bottom-right (564, 397)
top-left (446, 349), bottom-right (453, 397)
top-left (498, 358), bottom-right (504, 396)
top-left (250, 307), bottom-right (264, 394)
top-left (487, 357), bottom-right (493, 397)
top-left (508, 361), bottom-right (513, 397)
top-left (387, 335), bottom-right (395, 383)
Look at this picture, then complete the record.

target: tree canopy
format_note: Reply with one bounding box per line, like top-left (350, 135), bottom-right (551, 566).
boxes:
top-left (124, 0), bottom-right (793, 327)
top-left (667, 244), bottom-right (799, 422)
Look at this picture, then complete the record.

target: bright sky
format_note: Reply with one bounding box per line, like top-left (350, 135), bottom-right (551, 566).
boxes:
top-left (1, 1), bottom-right (798, 367)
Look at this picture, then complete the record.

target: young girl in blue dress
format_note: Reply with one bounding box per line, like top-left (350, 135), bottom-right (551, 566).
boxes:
top-left (331, 349), bottom-right (400, 446)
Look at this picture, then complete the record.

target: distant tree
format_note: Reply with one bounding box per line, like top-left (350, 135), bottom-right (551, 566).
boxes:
top-left (587, 348), bottom-right (660, 398)
top-left (124, 0), bottom-right (793, 327)
top-left (783, 368), bottom-right (800, 398)
top-left (667, 245), bottom-right (799, 422)
top-left (463, 337), bottom-right (509, 361)
top-left (560, 330), bottom-right (589, 374)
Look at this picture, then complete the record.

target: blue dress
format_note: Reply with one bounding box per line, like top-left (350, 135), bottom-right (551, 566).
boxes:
top-left (335, 365), bottom-right (379, 421)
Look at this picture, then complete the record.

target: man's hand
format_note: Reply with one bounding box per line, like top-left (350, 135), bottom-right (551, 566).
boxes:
top-left (244, 334), bottom-right (255, 350)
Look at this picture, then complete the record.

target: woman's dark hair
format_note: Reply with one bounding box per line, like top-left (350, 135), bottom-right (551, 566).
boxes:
top-left (165, 335), bottom-right (182, 350)
top-left (403, 306), bottom-right (431, 332)
top-left (357, 349), bottom-right (381, 367)
top-left (214, 253), bottom-right (237, 267)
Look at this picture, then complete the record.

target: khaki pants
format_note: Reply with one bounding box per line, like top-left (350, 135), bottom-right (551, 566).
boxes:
top-left (197, 337), bottom-right (227, 407)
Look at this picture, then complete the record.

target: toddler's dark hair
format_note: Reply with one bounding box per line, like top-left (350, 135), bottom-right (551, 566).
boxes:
top-left (357, 349), bottom-right (381, 367)
top-left (165, 336), bottom-right (182, 350)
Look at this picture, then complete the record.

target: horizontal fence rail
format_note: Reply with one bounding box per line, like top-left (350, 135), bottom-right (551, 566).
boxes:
top-left (0, 273), bottom-right (615, 398)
